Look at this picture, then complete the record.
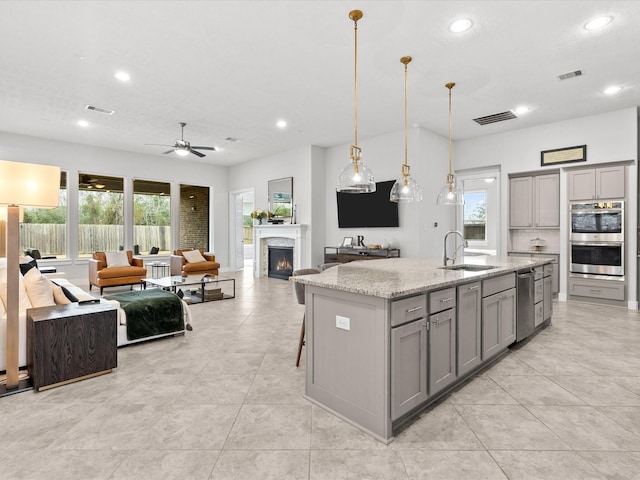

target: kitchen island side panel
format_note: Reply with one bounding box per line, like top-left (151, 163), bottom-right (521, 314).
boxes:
top-left (305, 285), bottom-right (391, 442)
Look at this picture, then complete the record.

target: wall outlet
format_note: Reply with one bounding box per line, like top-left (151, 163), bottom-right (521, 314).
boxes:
top-left (336, 315), bottom-right (350, 331)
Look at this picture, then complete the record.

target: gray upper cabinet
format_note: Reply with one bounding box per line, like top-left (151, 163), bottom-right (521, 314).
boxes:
top-left (457, 282), bottom-right (482, 377)
top-left (568, 165), bottom-right (625, 200)
top-left (509, 173), bottom-right (559, 228)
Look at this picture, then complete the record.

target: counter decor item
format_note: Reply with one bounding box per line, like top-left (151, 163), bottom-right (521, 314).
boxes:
top-left (530, 237), bottom-right (546, 252)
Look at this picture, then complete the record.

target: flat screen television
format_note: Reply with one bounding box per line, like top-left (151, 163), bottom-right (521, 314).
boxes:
top-left (337, 180), bottom-right (399, 228)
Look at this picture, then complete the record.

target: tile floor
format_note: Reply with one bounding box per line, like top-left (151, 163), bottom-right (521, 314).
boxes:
top-left (1, 267), bottom-right (640, 479)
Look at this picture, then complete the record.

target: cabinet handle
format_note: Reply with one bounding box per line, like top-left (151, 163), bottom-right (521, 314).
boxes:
top-left (406, 306), bottom-right (423, 313)
top-left (440, 297), bottom-right (454, 303)
top-left (467, 286), bottom-right (479, 291)
top-left (590, 289), bottom-right (601, 293)
top-left (432, 318), bottom-right (439, 327)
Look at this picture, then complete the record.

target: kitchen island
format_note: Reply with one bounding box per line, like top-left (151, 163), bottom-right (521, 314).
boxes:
top-left (292, 256), bottom-right (553, 443)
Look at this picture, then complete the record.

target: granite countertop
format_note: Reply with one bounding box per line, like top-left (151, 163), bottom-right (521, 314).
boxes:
top-left (292, 256), bottom-right (552, 299)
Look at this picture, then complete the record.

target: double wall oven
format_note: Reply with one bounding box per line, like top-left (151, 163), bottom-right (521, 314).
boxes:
top-left (570, 201), bottom-right (624, 277)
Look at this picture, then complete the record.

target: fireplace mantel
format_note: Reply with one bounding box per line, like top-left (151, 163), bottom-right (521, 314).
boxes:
top-left (253, 224), bottom-right (307, 278)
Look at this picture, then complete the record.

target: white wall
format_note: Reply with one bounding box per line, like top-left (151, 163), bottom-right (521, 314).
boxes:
top-left (323, 127), bottom-right (454, 259)
top-left (228, 145), bottom-right (315, 270)
top-left (455, 107), bottom-right (638, 305)
top-left (0, 131), bottom-right (229, 284)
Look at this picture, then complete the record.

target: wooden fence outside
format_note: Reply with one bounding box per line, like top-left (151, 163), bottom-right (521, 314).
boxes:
top-left (20, 224), bottom-right (172, 255)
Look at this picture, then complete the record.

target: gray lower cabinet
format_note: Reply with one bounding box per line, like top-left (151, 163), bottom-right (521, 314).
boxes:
top-left (457, 282), bottom-right (482, 377)
top-left (429, 307), bottom-right (457, 395)
top-left (391, 317), bottom-right (428, 421)
top-left (543, 270), bottom-right (553, 321)
top-left (482, 288), bottom-right (516, 360)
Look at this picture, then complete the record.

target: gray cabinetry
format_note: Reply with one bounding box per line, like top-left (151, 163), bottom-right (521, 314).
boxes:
top-left (456, 282), bottom-right (482, 377)
top-left (568, 276), bottom-right (625, 301)
top-left (509, 173), bottom-right (559, 228)
top-left (429, 307), bottom-right (456, 395)
top-left (568, 165), bottom-right (625, 200)
top-left (482, 274), bottom-right (516, 360)
top-left (543, 265), bottom-right (553, 321)
top-left (391, 316), bottom-right (428, 420)
top-left (509, 176), bottom-right (533, 228)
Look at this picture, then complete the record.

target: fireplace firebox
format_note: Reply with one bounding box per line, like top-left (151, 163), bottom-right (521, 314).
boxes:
top-left (268, 246), bottom-right (294, 280)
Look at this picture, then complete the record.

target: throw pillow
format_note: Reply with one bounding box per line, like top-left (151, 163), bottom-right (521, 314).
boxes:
top-left (23, 267), bottom-right (55, 308)
top-left (182, 249), bottom-right (206, 263)
top-left (50, 280), bottom-right (79, 303)
top-left (0, 260), bottom-right (33, 311)
top-left (105, 251), bottom-right (130, 267)
top-left (19, 255), bottom-right (39, 276)
top-left (51, 283), bottom-right (72, 305)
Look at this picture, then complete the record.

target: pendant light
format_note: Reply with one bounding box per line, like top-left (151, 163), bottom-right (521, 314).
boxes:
top-left (436, 82), bottom-right (464, 205)
top-left (390, 56), bottom-right (422, 203)
top-left (336, 10), bottom-right (376, 194)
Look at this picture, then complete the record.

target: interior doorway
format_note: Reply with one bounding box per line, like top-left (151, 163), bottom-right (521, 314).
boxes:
top-left (229, 189), bottom-right (254, 271)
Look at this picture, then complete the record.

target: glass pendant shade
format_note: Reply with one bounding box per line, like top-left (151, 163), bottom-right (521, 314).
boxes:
top-left (390, 175), bottom-right (422, 202)
top-left (175, 148), bottom-right (189, 157)
top-left (436, 181), bottom-right (465, 205)
top-left (337, 153), bottom-right (376, 193)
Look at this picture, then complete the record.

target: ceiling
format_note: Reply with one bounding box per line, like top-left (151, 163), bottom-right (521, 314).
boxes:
top-left (1, 1), bottom-right (639, 167)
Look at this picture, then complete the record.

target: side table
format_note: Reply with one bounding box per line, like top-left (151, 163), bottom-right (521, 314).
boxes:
top-left (27, 302), bottom-right (118, 391)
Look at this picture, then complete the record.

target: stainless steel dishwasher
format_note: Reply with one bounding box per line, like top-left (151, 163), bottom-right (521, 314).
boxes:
top-left (516, 269), bottom-right (535, 342)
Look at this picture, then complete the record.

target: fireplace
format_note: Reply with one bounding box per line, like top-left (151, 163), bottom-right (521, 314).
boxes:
top-left (268, 246), bottom-right (294, 280)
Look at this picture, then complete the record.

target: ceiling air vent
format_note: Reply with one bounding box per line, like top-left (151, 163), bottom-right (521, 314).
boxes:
top-left (85, 105), bottom-right (115, 115)
top-left (557, 69), bottom-right (582, 81)
top-left (473, 111), bottom-right (517, 126)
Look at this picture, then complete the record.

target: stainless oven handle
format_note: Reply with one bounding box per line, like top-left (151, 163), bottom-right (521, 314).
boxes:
top-left (571, 209), bottom-right (622, 214)
top-left (570, 241), bottom-right (623, 247)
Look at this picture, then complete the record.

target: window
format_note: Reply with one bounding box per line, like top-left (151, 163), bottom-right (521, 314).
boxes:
top-left (78, 173), bottom-right (124, 255)
top-left (20, 171), bottom-right (67, 258)
top-left (134, 179), bottom-right (171, 254)
top-left (463, 190), bottom-right (487, 242)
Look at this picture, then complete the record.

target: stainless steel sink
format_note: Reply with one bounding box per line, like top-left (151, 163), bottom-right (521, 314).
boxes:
top-left (439, 264), bottom-right (499, 272)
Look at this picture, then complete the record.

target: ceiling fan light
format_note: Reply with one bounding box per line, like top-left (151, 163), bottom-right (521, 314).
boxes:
top-left (175, 148), bottom-right (189, 157)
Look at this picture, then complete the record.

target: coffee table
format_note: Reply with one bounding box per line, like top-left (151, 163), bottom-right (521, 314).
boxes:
top-left (141, 274), bottom-right (235, 303)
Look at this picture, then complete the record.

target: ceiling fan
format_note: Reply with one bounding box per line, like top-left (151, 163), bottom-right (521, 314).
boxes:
top-left (146, 122), bottom-right (217, 158)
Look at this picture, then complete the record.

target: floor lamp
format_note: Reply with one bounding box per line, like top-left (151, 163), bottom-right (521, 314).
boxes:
top-left (0, 160), bottom-right (60, 394)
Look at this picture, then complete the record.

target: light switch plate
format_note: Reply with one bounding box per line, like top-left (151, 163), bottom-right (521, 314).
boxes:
top-left (336, 315), bottom-right (350, 331)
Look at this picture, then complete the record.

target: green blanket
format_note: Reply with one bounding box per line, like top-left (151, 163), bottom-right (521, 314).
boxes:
top-left (105, 289), bottom-right (184, 341)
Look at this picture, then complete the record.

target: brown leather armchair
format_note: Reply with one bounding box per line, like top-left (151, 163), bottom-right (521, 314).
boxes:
top-left (89, 251), bottom-right (147, 295)
top-left (170, 249), bottom-right (220, 276)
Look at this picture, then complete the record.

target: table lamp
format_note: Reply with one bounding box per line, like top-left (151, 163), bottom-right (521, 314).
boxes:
top-left (0, 160), bottom-right (60, 393)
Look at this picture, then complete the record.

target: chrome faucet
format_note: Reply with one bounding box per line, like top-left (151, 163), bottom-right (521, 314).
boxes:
top-left (443, 231), bottom-right (468, 266)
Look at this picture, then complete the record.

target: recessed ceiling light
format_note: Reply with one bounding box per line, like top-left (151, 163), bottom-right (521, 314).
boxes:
top-left (484, 177), bottom-right (496, 183)
top-left (584, 16), bottom-right (612, 30)
top-left (603, 85), bottom-right (622, 95)
top-left (449, 18), bottom-right (472, 33)
top-left (76, 120), bottom-right (90, 128)
top-left (514, 106), bottom-right (530, 115)
top-left (276, 120), bottom-right (287, 128)
top-left (115, 71), bottom-right (130, 82)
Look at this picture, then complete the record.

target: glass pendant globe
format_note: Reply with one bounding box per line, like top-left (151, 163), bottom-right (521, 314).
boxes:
top-left (390, 175), bottom-right (422, 202)
top-left (175, 148), bottom-right (189, 157)
top-left (436, 183), bottom-right (464, 205)
top-left (336, 159), bottom-right (376, 193)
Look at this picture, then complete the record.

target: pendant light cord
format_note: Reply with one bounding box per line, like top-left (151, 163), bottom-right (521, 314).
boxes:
top-left (446, 82), bottom-right (455, 181)
top-left (403, 60), bottom-right (408, 168)
top-left (353, 15), bottom-right (359, 150)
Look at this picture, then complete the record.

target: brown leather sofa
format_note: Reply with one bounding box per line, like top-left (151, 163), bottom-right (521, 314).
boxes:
top-left (170, 249), bottom-right (220, 276)
top-left (89, 251), bottom-right (147, 294)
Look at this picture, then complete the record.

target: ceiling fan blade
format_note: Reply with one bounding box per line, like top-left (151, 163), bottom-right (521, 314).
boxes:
top-left (190, 146), bottom-right (217, 151)
top-left (145, 143), bottom-right (174, 147)
top-left (162, 149), bottom-right (174, 155)
top-left (189, 148), bottom-right (206, 158)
